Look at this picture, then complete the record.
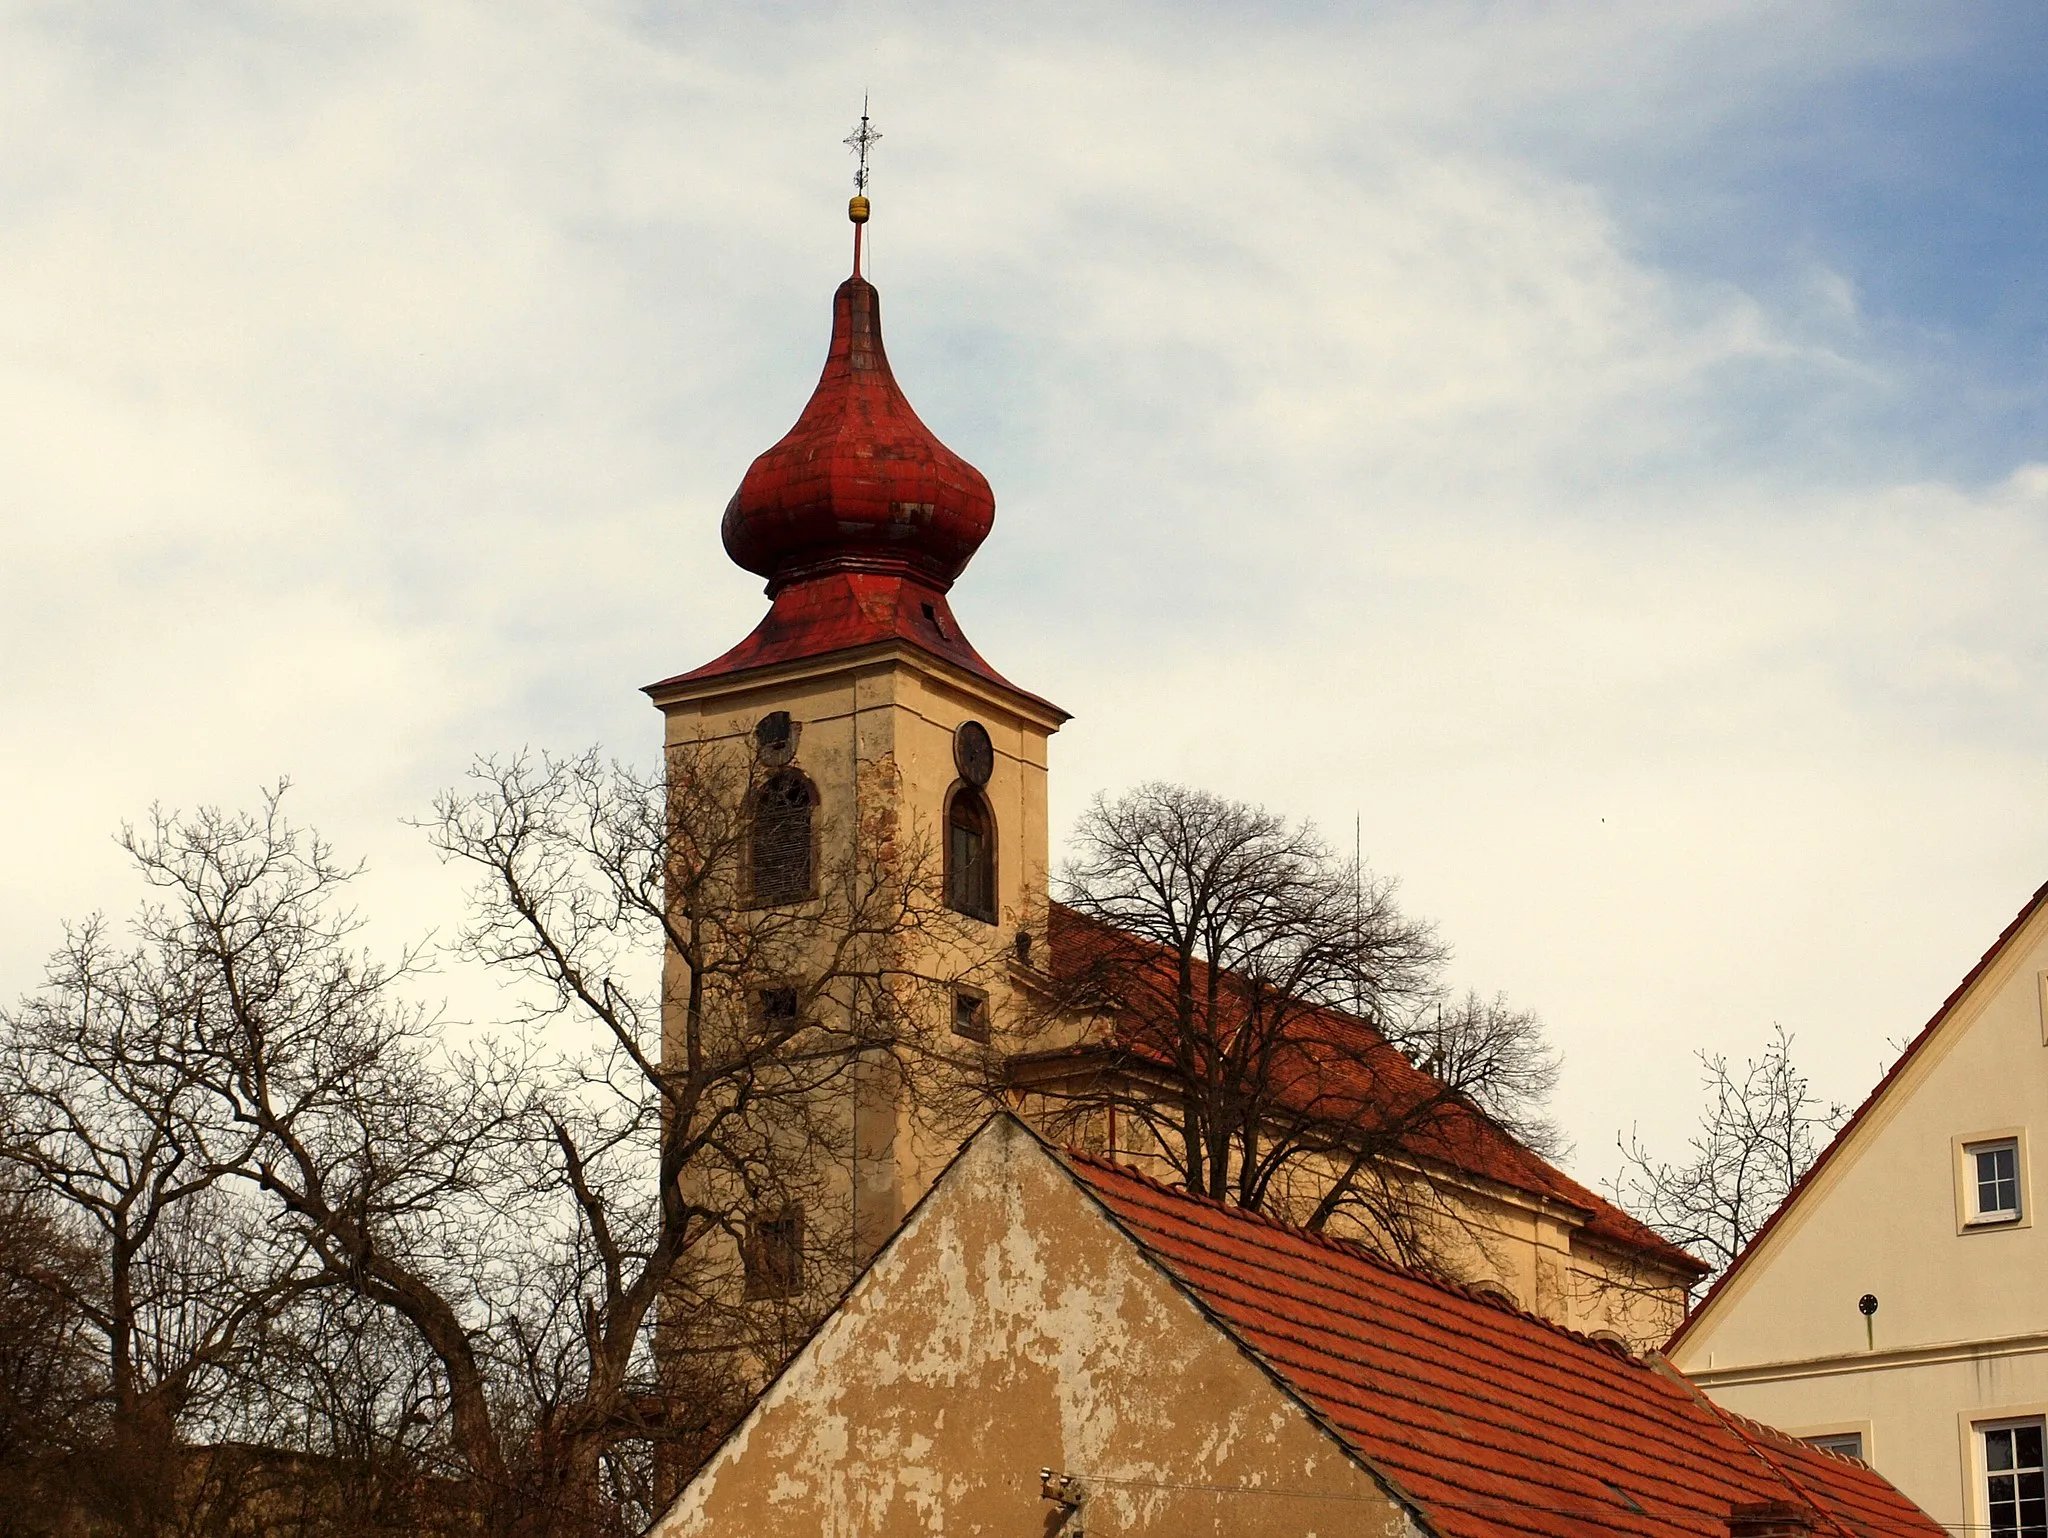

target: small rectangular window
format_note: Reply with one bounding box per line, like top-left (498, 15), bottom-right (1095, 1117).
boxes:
top-left (743, 1206), bottom-right (803, 1300)
top-left (1972, 1140), bottom-right (2023, 1223)
top-left (754, 986), bottom-right (799, 1036)
top-left (952, 988), bottom-right (989, 1043)
top-left (1802, 1432), bottom-right (1863, 1460)
top-left (1984, 1420), bottom-right (2047, 1538)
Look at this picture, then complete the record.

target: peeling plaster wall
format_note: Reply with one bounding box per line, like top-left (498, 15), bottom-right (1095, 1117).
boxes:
top-left (652, 1119), bottom-right (1410, 1538)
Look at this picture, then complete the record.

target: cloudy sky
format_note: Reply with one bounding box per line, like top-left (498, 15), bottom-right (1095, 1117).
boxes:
top-left (4, 2), bottom-right (2046, 1188)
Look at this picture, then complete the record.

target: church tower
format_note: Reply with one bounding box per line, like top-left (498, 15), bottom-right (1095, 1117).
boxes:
top-left (643, 191), bottom-right (1068, 1256)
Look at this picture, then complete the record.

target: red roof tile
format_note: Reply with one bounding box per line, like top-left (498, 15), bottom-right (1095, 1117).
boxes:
top-left (1067, 1151), bottom-right (1942, 1538)
top-left (1667, 875), bottom-right (2048, 1353)
top-left (1044, 903), bottom-right (1705, 1280)
top-left (642, 569), bottom-right (1065, 715)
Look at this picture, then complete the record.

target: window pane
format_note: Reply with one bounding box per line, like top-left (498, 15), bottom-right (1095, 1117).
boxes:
top-left (1803, 1433), bottom-right (1862, 1459)
top-left (1990, 1429), bottom-right (2017, 1472)
top-left (953, 990), bottom-right (989, 1043)
top-left (1977, 1145), bottom-right (2021, 1216)
top-left (2021, 1425), bottom-right (2045, 1468)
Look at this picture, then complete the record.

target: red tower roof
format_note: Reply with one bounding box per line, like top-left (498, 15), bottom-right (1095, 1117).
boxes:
top-left (719, 266), bottom-right (994, 594)
top-left (649, 205), bottom-right (1061, 719)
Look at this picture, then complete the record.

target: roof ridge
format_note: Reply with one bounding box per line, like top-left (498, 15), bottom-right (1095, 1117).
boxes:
top-left (1063, 1146), bottom-right (1661, 1370)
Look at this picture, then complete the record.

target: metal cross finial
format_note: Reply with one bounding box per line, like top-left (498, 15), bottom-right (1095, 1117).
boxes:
top-left (844, 98), bottom-right (881, 193)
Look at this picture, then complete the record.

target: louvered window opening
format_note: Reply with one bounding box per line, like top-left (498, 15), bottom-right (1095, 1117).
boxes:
top-left (751, 771), bottom-right (814, 905)
top-left (946, 789), bottom-right (996, 923)
top-left (744, 1206), bottom-right (804, 1300)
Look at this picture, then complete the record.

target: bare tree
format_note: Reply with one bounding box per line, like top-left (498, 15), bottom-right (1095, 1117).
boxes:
top-left (0, 893), bottom-right (327, 1536)
top-left (1610, 1023), bottom-right (1847, 1286)
top-left (1, 746), bottom-right (1000, 1537)
top-left (1409, 991), bottom-right (1566, 1160)
top-left (1019, 783), bottom-right (1560, 1266)
top-left (0, 1183), bottom-right (96, 1532)
top-left (419, 744), bottom-right (1000, 1528)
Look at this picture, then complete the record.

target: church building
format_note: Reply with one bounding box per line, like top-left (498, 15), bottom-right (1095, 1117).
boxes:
top-left (643, 188), bottom-right (1704, 1354)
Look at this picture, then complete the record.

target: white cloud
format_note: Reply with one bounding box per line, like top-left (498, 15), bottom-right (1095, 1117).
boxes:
top-left (0, 0), bottom-right (2036, 1186)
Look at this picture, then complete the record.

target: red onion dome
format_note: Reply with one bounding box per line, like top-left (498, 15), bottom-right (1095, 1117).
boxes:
top-left (721, 273), bottom-right (995, 593)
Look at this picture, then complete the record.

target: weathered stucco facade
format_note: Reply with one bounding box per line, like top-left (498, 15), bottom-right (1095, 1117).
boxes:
top-left (655, 1117), bottom-right (1944, 1538)
top-left (647, 633), bottom-right (1064, 1260)
top-left (653, 1117), bottom-right (1411, 1538)
top-left (1669, 882), bottom-right (2048, 1532)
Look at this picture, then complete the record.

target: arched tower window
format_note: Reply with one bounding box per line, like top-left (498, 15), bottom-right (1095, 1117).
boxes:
top-left (750, 769), bottom-right (815, 906)
top-left (945, 785), bottom-right (997, 923)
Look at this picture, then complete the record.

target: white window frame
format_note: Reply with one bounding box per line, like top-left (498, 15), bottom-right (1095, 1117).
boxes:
top-left (1792, 1423), bottom-right (1870, 1462)
top-left (1965, 1413), bottom-right (2048, 1538)
top-left (1954, 1129), bottom-right (2032, 1234)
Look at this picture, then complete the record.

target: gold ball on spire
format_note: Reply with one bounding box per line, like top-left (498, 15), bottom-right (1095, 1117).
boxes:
top-left (849, 194), bottom-right (870, 224)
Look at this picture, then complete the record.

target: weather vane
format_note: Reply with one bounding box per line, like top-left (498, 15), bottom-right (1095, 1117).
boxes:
top-left (844, 97), bottom-right (880, 194)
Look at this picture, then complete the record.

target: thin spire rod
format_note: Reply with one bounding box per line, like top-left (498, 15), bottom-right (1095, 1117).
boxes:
top-left (844, 97), bottom-right (880, 276)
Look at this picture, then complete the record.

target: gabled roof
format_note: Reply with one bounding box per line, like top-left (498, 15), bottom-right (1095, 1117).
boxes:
top-left (1044, 903), bottom-right (1705, 1280)
top-left (1666, 875), bottom-right (2048, 1354)
top-left (1068, 1146), bottom-right (1942, 1538)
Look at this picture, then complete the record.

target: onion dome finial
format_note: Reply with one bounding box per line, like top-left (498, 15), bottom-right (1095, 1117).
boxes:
top-left (719, 193), bottom-right (996, 594)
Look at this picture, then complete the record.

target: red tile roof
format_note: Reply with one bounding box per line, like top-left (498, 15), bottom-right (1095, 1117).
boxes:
top-left (1067, 1150), bottom-right (1942, 1538)
top-left (1666, 875), bottom-right (2048, 1353)
top-left (642, 569), bottom-right (1067, 717)
top-left (1044, 903), bottom-right (1705, 1280)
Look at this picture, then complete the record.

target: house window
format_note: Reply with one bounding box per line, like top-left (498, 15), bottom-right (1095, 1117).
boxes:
top-left (1972, 1140), bottom-right (2023, 1224)
top-left (1802, 1432), bottom-right (1864, 1459)
top-left (1984, 1421), bottom-right (2046, 1538)
top-left (945, 787), bottom-right (997, 923)
top-left (750, 769), bottom-right (815, 906)
top-left (743, 1206), bottom-right (803, 1300)
top-left (952, 988), bottom-right (989, 1043)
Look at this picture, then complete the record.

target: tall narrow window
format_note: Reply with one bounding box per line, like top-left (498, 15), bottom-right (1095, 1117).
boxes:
top-left (945, 786), bottom-right (996, 923)
top-left (1985, 1421), bottom-right (2046, 1538)
top-left (750, 769), bottom-right (814, 906)
top-left (743, 1205), bottom-right (804, 1300)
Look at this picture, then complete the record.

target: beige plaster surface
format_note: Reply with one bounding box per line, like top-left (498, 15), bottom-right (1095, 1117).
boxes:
top-left (651, 1118), bottom-right (1412, 1538)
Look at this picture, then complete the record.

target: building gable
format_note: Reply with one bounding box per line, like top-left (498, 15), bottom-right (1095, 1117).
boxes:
top-left (1670, 879), bottom-right (2048, 1373)
top-left (653, 1117), bottom-right (1408, 1538)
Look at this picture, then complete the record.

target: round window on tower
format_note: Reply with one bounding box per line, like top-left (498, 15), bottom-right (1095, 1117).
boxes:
top-left (954, 720), bottom-right (994, 787)
top-left (754, 711), bottom-right (799, 766)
